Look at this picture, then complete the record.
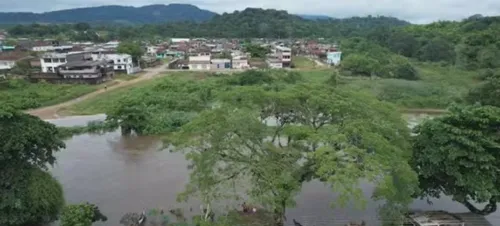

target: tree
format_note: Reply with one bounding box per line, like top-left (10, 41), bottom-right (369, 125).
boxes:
top-left (117, 42), bottom-right (145, 64)
top-left (0, 167), bottom-right (65, 226)
top-left (10, 60), bottom-right (32, 76)
top-left (244, 44), bottom-right (270, 58)
top-left (61, 203), bottom-right (107, 226)
top-left (411, 104), bottom-right (500, 215)
top-left (466, 72), bottom-right (500, 107)
top-left (0, 107), bottom-right (66, 226)
top-left (173, 84), bottom-right (417, 226)
top-left (341, 54), bottom-right (379, 76)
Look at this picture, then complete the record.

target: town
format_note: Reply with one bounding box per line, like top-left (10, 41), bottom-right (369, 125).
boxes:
top-left (0, 35), bottom-right (342, 84)
top-left (0, 3), bottom-right (499, 226)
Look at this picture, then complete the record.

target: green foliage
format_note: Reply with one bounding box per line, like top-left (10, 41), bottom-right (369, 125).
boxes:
top-left (0, 108), bottom-right (66, 226)
top-left (0, 79), bottom-right (100, 110)
top-left (172, 83), bottom-right (417, 225)
top-left (0, 167), bottom-right (65, 226)
top-left (411, 104), bottom-right (500, 215)
top-left (244, 44), bottom-right (270, 58)
top-left (9, 60), bottom-right (32, 76)
top-left (117, 41), bottom-right (145, 62)
top-left (466, 72), bottom-right (500, 107)
top-left (61, 203), bottom-right (107, 226)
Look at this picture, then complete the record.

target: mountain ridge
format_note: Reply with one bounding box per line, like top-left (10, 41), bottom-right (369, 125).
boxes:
top-left (0, 4), bottom-right (217, 24)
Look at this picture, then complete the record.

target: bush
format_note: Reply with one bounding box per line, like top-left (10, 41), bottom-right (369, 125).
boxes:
top-left (0, 168), bottom-right (65, 226)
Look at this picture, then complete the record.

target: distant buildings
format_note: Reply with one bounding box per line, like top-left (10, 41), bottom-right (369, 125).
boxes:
top-left (0, 51), bottom-right (31, 70)
top-left (326, 51), bottom-right (342, 65)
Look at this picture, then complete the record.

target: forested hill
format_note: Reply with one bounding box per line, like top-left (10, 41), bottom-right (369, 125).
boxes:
top-left (0, 4), bottom-right (217, 24)
top-left (6, 8), bottom-right (410, 39)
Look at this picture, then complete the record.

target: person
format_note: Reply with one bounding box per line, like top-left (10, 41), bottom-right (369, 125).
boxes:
top-left (104, 85), bottom-right (107, 91)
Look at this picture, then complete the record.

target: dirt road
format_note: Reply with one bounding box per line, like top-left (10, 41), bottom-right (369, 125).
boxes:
top-left (25, 65), bottom-right (168, 120)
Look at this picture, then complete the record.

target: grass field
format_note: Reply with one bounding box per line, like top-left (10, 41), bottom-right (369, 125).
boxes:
top-left (0, 79), bottom-right (114, 110)
top-left (292, 56), bottom-right (319, 69)
top-left (62, 62), bottom-right (480, 115)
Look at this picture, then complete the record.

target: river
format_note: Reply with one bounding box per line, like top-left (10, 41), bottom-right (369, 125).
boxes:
top-left (46, 114), bottom-right (499, 226)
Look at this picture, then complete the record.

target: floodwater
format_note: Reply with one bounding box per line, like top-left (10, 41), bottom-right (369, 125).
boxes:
top-left (47, 114), bottom-right (500, 226)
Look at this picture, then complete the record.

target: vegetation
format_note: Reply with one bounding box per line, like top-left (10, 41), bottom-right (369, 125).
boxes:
top-left (412, 104), bottom-right (500, 215)
top-left (0, 79), bottom-right (104, 110)
top-left (0, 107), bottom-right (66, 226)
top-left (291, 56), bottom-right (317, 69)
top-left (60, 203), bottom-right (108, 226)
top-left (117, 41), bottom-right (145, 63)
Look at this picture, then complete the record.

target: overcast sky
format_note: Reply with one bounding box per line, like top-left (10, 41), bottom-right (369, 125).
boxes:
top-left (2, 0), bottom-right (500, 24)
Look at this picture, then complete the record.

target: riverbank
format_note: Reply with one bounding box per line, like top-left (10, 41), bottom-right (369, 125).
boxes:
top-left (22, 62), bottom-right (474, 119)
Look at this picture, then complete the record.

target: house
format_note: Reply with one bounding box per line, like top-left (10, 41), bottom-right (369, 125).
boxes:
top-left (57, 59), bottom-right (114, 84)
top-left (32, 40), bottom-right (73, 52)
top-left (266, 58), bottom-right (283, 69)
top-left (40, 52), bottom-right (71, 73)
top-left (103, 41), bottom-right (120, 49)
top-left (232, 56), bottom-right (250, 69)
top-left (171, 38), bottom-right (190, 44)
top-left (90, 50), bottom-right (135, 74)
top-left (274, 46), bottom-right (292, 67)
top-left (210, 59), bottom-right (231, 70)
top-left (326, 51), bottom-right (342, 65)
top-left (146, 46), bottom-right (159, 55)
top-left (0, 51), bottom-right (31, 70)
top-left (403, 211), bottom-right (492, 226)
top-left (188, 55), bottom-right (211, 70)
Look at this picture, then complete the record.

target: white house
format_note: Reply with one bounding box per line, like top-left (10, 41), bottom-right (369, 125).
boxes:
top-left (91, 52), bottom-right (134, 74)
top-left (232, 59), bottom-right (249, 69)
top-left (326, 51), bottom-right (342, 65)
top-left (146, 46), bottom-right (160, 55)
top-left (188, 55), bottom-right (211, 70)
top-left (274, 46), bottom-right (291, 67)
top-left (40, 52), bottom-right (70, 73)
top-left (266, 58), bottom-right (283, 69)
top-left (171, 38), bottom-right (190, 43)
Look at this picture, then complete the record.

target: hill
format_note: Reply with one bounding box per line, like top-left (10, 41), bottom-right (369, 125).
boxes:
top-left (0, 4), bottom-right (217, 24)
top-left (297, 14), bottom-right (333, 20)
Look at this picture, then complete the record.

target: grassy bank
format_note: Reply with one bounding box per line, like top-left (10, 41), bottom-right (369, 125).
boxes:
top-left (64, 63), bottom-right (479, 115)
top-left (0, 79), bottom-right (111, 110)
top-left (292, 56), bottom-right (318, 69)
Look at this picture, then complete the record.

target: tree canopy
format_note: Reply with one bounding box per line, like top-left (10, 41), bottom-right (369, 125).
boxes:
top-left (172, 83), bottom-right (418, 226)
top-left (0, 107), bottom-right (66, 226)
top-left (411, 104), bottom-right (500, 215)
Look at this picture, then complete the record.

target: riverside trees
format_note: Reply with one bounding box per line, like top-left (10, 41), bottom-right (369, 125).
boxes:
top-left (0, 106), bottom-right (66, 226)
top-left (171, 80), bottom-right (418, 226)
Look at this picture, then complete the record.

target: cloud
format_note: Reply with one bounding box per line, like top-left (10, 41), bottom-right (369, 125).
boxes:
top-left (1, 0), bottom-right (499, 23)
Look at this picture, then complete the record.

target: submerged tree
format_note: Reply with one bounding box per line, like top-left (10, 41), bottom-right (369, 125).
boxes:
top-left (61, 203), bottom-right (107, 226)
top-left (412, 104), bottom-right (500, 215)
top-left (173, 84), bottom-right (418, 226)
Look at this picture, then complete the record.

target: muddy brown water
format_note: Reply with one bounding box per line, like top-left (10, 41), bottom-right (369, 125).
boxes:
top-left (47, 115), bottom-right (500, 226)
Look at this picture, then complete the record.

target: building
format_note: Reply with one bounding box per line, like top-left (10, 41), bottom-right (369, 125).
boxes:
top-left (274, 46), bottom-right (292, 67)
top-left (40, 52), bottom-right (72, 73)
top-left (188, 55), bottom-right (211, 70)
top-left (404, 211), bottom-right (466, 226)
top-left (232, 57), bottom-right (250, 69)
top-left (31, 40), bottom-right (73, 52)
top-left (210, 59), bottom-right (231, 70)
top-left (171, 38), bottom-right (190, 43)
top-left (90, 50), bottom-right (134, 74)
top-left (327, 51), bottom-right (342, 65)
top-left (57, 59), bottom-right (114, 84)
top-left (0, 51), bottom-right (31, 70)
top-left (266, 58), bottom-right (283, 69)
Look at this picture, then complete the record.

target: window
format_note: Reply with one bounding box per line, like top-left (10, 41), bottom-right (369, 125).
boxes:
top-left (123, 59), bottom-right (128, 62)
top-left (117, 66), bottom-right (122, 69)
top-left (117, 59), bottom-right (121, 63)
top-left (44, 58), bottom-right (51, 63)
top-left (60, 58), bottom-right (66, 62)
top-left (47, 67), bottom-right (53, 72)
top-left (53, 58), bottom-right (59, 63)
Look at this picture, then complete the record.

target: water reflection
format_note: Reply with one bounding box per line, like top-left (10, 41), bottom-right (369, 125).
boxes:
top-left (47, 115), bottom-right (499, 226)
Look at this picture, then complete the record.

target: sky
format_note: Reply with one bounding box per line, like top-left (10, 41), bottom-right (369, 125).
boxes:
top-left (2, 0), bottom-right (500, 24)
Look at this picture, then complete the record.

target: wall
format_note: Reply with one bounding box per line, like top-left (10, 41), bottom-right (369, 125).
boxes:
top-left (327, 51), bottom-right (342, 65)
top-left (0, 60), bottom-right (15, 70)
top-left (91, 53), bottom-right (134, 74)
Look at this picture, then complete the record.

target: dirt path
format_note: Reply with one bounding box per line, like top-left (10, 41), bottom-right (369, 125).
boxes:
top-left (25, 65), bottom-right (168, 120)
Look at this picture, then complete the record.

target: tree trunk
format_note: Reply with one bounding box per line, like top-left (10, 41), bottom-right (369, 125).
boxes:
top-left (461, 198), bottom-right (497, 215)
top-left (273, 200), bottom-right (287, 226)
